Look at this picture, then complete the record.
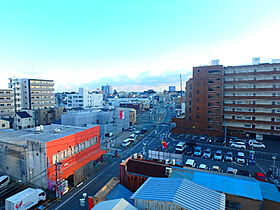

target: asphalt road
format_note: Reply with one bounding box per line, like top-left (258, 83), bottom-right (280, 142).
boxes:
top-left (50, 106), bottom-right (171, 210)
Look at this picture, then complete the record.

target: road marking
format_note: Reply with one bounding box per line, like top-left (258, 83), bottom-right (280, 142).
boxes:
top-left (54, 160), bottom-right (120, 210)
top-left (255, 161), bottom-right (266, 174)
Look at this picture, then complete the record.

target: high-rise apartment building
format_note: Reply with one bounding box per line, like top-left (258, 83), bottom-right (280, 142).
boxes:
top-left (8, 78), bottom-right (55, 111)
top-left (0, 89), bottom-right (15, 118)
top-left (223, 63), bottom-right (280, 140)
top-left (173, 62), bottom-right (280, 140)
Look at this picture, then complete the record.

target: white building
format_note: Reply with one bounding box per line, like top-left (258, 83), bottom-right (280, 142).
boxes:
top-left (8, 78), bottom-right (55, 111)
top-left (13, 110), bottom-right (35, 130)
top-left (66, 88), bottom-right (103, 108)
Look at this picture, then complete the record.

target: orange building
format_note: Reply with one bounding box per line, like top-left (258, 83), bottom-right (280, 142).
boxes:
top-left (46, 125), bottom-right (106, 186)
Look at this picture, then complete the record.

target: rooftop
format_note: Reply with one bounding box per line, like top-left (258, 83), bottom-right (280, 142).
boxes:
top-left (0, 124), bottom-right (98, 143)
top-left (131, 177), bottom-right (225, 210)
top-left (16, 111), bottom-right (32, 118)
top-left (92, 198), bottom-right (137, 210)
top-left (170, 167), bottom-right (263, 201)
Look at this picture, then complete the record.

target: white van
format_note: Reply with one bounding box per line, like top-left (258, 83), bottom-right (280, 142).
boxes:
top-left (0, 175), bottom-right (10, 189)
top-left (122, 139), bottom-right (131, 147)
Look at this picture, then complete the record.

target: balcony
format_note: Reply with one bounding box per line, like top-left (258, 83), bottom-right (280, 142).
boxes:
top-left (224, 79), bottom-right (280, 84)
top-left (224, 70), bottom-right (280, 76)
top-left (224, 118), bottom-right (280, 125)
top-left (223, 111), bottom-right (280, 117)
top-left (224, 104), bottom-right (280, 108)
top-left (224, 88), bottom-right (277, 92)
top-left (225, 125), bottom-right (280, 134)
top-left (224, 96), bottom-right (280, 100)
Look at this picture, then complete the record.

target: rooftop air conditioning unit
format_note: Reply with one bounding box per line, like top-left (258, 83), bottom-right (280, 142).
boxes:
top-left (132, 153), bottom-right (137, 159)
top-left (165, 159), bottom-right (170, 165)
top-left (165, 167), bottom-right (172, 176)
top-left (137, 154), bottom-right (143, 159)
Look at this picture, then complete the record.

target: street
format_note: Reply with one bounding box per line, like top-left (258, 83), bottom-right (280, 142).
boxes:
top-left (50, 105), bottom-right (171, 210)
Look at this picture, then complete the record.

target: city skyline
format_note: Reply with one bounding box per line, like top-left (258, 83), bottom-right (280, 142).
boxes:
top-left (0, 0), bottom-right (280, 92)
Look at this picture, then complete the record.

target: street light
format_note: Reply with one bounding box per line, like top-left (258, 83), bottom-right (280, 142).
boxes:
top-left (272, 155), bottom-right (277, 179)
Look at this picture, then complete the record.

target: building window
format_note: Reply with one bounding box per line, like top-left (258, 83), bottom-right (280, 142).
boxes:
top-left (196, 107), bottom-right (199, 110)
top-left (271, 126), bottom-right (275, 130)
top-left (197, 90), bottom-right (200, 94)
top-left (271, 118), bottom-right (275, 122)
top-left (245, 124), bottom-right (251, 128)
top-left (273, 76), bottom-right (277, 79)
top-left (197, 98), bottom-right (200, 102)
top-left (196, 115), bottom-right (199, 119)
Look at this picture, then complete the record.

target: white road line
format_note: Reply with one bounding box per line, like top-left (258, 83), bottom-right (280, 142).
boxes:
top-left (54, 161), bottom-right (119, 210)
top-left (255, 161), bottom-right (267, 174)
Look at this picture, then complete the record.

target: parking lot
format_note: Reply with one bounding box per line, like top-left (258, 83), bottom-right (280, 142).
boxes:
top-left (161, 134), bottom-right (280, 181)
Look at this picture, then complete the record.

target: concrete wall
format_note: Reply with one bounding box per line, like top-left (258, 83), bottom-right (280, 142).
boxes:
top-left (0, 140), bottom-right (47, 188)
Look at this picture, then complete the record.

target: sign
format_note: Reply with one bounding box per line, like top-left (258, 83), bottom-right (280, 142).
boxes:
top-left (119, 110), bottom-right (125, 119)
top-left (148, 150), bottom-right (183, 164)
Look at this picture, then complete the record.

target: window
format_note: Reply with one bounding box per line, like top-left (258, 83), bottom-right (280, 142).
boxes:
top-left (271, 126), bottom-right (275, 130)
top-left (196, 115), bottom-right (199, 119)
top-left (245, 124), bottom-right (251, 128)
top-left (197, 98), bottom-right (200, 102)
top-left (273, 76), bottom-right (276, 79)
top-left (196, 107), bottom-right (199, 110)
top-left (197, 70), bottom-right (201, 74)
top-left (197, 90), bottom-right (200, 94)
top-left (271, 118), bottom-right (275, 122)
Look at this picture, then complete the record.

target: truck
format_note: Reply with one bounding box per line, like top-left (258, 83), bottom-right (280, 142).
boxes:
top-left (5, 188), bottom-right (46, 210)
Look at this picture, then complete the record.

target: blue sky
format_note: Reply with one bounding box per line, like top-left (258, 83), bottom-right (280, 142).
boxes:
top-left (0, 0), bottom-right (280, 92)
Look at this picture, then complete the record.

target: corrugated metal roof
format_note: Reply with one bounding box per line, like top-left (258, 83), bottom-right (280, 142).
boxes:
top-left (171, 167), bottom-right (263, 201)
top-left (131, 177), bottom-right (225, 210)
top-left (259, 182), bottom-right (280, 202)
top-left (92, 198), bottom-right (137, 210)
top-left (105, 183), bottom-right (134, 205)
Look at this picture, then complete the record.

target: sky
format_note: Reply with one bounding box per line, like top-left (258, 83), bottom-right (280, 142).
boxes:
top-left (0, 0), bottom-right (280, 92)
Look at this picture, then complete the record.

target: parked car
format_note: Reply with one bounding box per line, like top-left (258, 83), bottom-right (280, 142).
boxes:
top-left (236, 152), bottom-right (246, 164)
top-left (122, 139), bottom-right (131, 147)
top-left (141, 128), bottom-right (148, 134)
top-left (185, 159), bottom-right (196, 168)
top-left (225, 151), bottom-right (234, 162)
top-left (203, 148), bottom-right (212, 159)
top-left (200, 136), bottom-right (206, 141)
top-left (128, 127), bottom-right (135, 131)
top-left (248, 139), bottom-right (259, 146)
top-left (193, 146), bottom-right (202, 157)
top-left (175, 142), bottom-right (187, 154)
top-left (212, 165), bottom-right (222, 172)
top-left (135, 130), bottom-right (141, 135)
top-left (199, 164), bottom-right (208, 170)
top-left (0, 175), bottom-right (10, 189)
top-left (213, 150), bottom-right (223, 161)
top-left (237, 170), bottom-right (251, 177)
top-left (185, 146), bottom-right (194, 155)
top-left (231, 142), bottom-right (246, 149)
top-left (250, 142), bottom-right (265, 149)
top-left (227, 167), bottom-right (237, 175)
top-left (254, 172), bottom-right (267, 182)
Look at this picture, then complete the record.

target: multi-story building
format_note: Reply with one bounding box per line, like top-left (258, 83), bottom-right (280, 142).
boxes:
top-left (35, 107), bottom-right (65, 126)
top-left (172, 61), bottom-right (280, 140)
top-left (8, 78), bottom-right (55, 111)
top-left (66, 88), bottom-right (103, 108)
top-left (184, 65), bottom-right (224, 136)
top-left (0, 89), bottom-right (15, 118)
top-left (102, 85), bottom-right (113, 95)
top-left (0, 124), bottom-right (105, 188)
top-left (223, 63), bottom-right (280, 140)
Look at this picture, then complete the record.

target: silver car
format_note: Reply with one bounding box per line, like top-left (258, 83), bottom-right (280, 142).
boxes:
top-left (203, 148), bottom-right (211, 159)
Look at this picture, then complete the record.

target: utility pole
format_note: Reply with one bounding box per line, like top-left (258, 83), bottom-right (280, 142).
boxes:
top-left (180, 74), bottom-right (183, 133)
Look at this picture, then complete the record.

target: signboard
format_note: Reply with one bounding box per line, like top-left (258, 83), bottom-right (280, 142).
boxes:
top-left (148, 150), bottom-right (183, 165)
top-left (119, 110), bottom-right (125, 119)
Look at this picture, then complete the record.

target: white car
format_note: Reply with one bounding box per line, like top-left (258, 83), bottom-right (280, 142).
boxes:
top-left (212, 165), bottom-right (222, 172)
top-left (231, 142), bottom-right (246, 149)
top-left (199, 164), bottom-right (208, 170)
top-left (250, 141), bottom-right (265, 149)
top-left (236, 152), bottom-right (246, 164)
top-left (185, 159), bottom-right (196, 168)
top-left (213, 150), bottom-right (223, 161)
